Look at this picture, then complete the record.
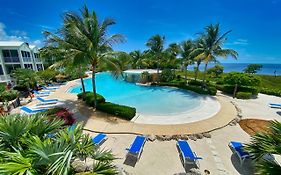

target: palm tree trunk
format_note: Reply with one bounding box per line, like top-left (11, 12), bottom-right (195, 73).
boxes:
top-left (79, 67), bottom-right (86, 93)
top-left (91, 64), bottom-right (97, 109)
top-left (184, 64), bottom-right (188, 83)
top-left (203, 62), bottom-right (208, 83)
top-left (195, 62), bottom-right (200, 81)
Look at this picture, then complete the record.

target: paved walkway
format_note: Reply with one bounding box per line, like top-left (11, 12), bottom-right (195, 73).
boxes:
top-left (42, 80), bottom-right (238, 135)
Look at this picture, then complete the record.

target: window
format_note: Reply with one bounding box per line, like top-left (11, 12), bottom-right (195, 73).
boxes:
top-left (0, 65), bottom-right (3, 75)
top-left (24, 64), bottom-right (33, 69)
top-left (5, 64), bottom-right (21, 74)
top-left (2, 50), bottom-right (20, 62)
top-left (36, 64), bottom-right (43, 71)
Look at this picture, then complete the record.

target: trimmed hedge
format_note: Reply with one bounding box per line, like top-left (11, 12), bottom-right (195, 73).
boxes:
top-left (153, 82), bottom-right (217, 96)
top-left (97, 102), bottom-right (136, 120)
top-left (77, 92), bottom-right (136, 120)
top-left (216, 84), bottom-right (259, 95)
top-left (260, 88), bottom-right (281, 97)
top-left (77, 92), bottom-right (105, 105)
top-left (236, 92), bottom-right (252, 99)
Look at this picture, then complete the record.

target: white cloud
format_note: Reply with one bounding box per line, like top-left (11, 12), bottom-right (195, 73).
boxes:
top-left (226, 39), bottom-right (249, 46)
top-left (0, 22), bottom-right (42, 47)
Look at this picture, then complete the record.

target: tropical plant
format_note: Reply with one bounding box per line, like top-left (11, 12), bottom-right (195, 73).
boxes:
top-left (246, 120), bottom-right (281, 174)
top-left (194, 24), bottom-right (238, 83)
top-left (244, 64), bottom-right (263, 74)
top-left (129, 50), bottom-right (148, 69)
top-left (146, 34), bottom-right (165, 82)
top-left (0, 114), bottom-right (118, 174)
top-left (37, 69), bottom-right (59, 84)
top-left (207, 64), bottom-right (224, 77)
top-left (180, 40), bottom-right (195, 81)
top-left (164, 43), bottom-right (180, 69)
top-left (11, 68), bottom-right (38, 89)
top-left (44, 5), bottom-right (123, 108)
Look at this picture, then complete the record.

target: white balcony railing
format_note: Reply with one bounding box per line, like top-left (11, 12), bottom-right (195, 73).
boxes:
top-left (0, 75), bottom-right (11, 82)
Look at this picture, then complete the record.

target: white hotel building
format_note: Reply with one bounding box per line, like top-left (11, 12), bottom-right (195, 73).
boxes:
top-left (0, 41), bottom-right (44, 83)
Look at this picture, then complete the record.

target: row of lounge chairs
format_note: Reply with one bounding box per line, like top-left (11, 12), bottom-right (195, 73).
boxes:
top-left (20, 85), bottom-right (63, 115)
top-left (269, 103), bottom-right (281, 109)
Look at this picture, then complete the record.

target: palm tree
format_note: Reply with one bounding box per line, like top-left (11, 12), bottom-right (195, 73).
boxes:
top-left (130, 50), bottom-right (145, 69)
top-left (0, 114), bottom-right (117, 174)
top-left (165, 43), bottom-right (181, 69)
top-left (246, 120), bottom-right (281, 174)
top-left (146, 35), bottom-right (165, 82)
top-left (44, 5), bottom-right (124, 108)
top-left (180, 40), bottom-right (195, 82)
top-left (194, 24), bottom-right (238, 83)
top-left (40, 46), bottom-right (87, 93)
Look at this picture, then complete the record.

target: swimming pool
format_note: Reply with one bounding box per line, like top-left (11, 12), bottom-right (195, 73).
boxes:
top-left (69, 72), bottom-right (220, 124)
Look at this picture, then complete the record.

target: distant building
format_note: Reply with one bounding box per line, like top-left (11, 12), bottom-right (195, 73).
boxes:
top-left (0, 41), bottom-right (44, 82)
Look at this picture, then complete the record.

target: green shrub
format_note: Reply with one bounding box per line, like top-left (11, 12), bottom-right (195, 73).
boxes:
top-left (97, 102), bottom-right (136, 120)
top-left (208, 86), bottom-right (217, 96)
top-left (0, 90), bottom-right (18, 102)
top-left (236, 92), bottom-right (252, 99)
top-left (207, 65), bottom-right (224, 77)
top-left (13, 85), bottom-right (28, 92)
top-left (216, 84), bottom-right (259, 95)
top-left (222, 72), bottom-right (261, 87)
top-left (0, 84), bottom-right (6, 93)
top-left (77, 92), bottom-right (105, 105)
top-left (188, 80), bottom-right (203, 86)
top-left (260, 88), bottom-right (281, 97)
top-left (160, 69), bottom-right (175, 82)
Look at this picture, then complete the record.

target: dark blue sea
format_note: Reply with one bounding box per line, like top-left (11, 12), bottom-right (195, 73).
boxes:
top-left (187, 63), bottom-right (281, 76)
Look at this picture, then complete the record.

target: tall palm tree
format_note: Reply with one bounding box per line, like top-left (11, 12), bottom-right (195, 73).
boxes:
top-left (165, 43), bottom-right (181, 69)
top-left (246, 120), bottom-right (281, 174)
top-left (146, 35), bottom-right (165, 82)
top-left (129, 50), bottom-right (145, 69)
top-left (40, 46), bottom-right (87, 93)
top-left (180, 40), bottom-right (195, 82)
top-left (194, 24), bottom-right (238, 83)
top-left (44, 5), bottom-right (124, 108)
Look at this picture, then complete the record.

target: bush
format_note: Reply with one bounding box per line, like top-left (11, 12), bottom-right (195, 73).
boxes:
top-left (207, 65), bottom-right (224, 77)
top-left (216, 84), bottom-right (259, 95)
top-left (208, 86), bottom-right (217, 96)
top-left (41, 107), bottom-right (76, 125)
top-left (188, 80), bottom-right (203, 86)
top-left (0, 90), bottom-right (18, 102)
top-left (13, 85), bottom-right (29, 92)
top-left (160, 69), bottom-right (175, 82)
top-left (222, 72), bottom-right (261, 87)
top-left (37, 69), bottom-right (59, 84)
top-left (97, 102), bottom-right (136, 120)
top-left (77, 92), bottom-right (105, 105)
top-left (260, 88), bottom-right (281, 97)
top-left (236, 92), bottom-right (252, 99)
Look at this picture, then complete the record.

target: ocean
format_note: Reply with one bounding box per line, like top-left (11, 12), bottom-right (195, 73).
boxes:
top-left (187, 63), bottom-right (281, 76)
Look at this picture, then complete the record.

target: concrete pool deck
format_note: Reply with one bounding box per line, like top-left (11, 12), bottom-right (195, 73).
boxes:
top-left (38, 79), bottom-right (239, 135)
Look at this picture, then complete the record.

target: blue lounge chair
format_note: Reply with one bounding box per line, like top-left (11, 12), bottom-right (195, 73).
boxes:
top-left (36, 97), bottom-right (58, 105)
top-left (229, 141), bottom-right (251, 165)
top-left (126, 135), bottom-right (146, 161)
top-left (33, 90), bottom-right (50, 95)
top-left (42, 86), bottom-right (58, 91)
top-left (92, 133), bottom-right (107, 146)
top-left (20, 106), bottom-right (48, 115)
top-left (269, 103), bottom-right (281, 109)
top-left (177, 140), bottom-right (202, 168)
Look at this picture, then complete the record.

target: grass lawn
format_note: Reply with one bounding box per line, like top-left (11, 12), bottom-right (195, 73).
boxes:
top-left (176, 70), bottom-right (281, 90)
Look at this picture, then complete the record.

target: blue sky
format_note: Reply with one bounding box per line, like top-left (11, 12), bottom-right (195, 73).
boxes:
top-left (0, 0), bottom-right (280, 63)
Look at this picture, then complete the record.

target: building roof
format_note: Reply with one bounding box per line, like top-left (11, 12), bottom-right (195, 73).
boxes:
top-left (29, 45), bottom-right (37, 50)
top-left (0, 41), bottom-right (27, 47)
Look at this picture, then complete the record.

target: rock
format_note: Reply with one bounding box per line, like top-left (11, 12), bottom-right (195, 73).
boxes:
top-left (189, 135), bottom-right (197, 141)
top-left (234, 117), bottom-right (240, 123)
top-left (164, 135), bottom-right (172, 141)
top-left (180, 134), bottom-right (189, 140)
top-left (171, 135), bottom-right (179, 140)
top-left (156, 135), bottom-right (165, 141)
top-left (71, 158), bottom-right (87, 172)
top-left (202, 133), bottom-right (211, 138)
top-left (195, 134), bottom-right (204, 139)
top-left (147, 135), bottom-right (156, 142)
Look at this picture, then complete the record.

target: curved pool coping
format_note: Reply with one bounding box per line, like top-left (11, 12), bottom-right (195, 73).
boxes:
top-left (68, 78), bottom-right (221, 125)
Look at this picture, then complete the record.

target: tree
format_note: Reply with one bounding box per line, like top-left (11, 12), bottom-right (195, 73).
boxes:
top-left (244, 64), bottom-right (263, 74)
top-left (194, 24), bottom-right (238, 83)
top-left (44, 5), bottom-right (124, 107)
top-left (130, 50), bottom-right (146, 69)
top-left (146, 34), bottom-right (165, 82)
top-left (180, 40), bottom-right (195, 82)
top-left (246, 121), bottom-right (281, 174)
top-left (0, 114), bottom-right (118, 174)
top-left (164, 43), bottom-right (181, 69)
top-left (207, 64), bottom-right (224, 77)
top-left (11, 69), bottom-right (38, 89)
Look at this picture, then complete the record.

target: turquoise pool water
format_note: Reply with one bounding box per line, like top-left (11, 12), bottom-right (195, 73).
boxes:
top-left (69, 72), bottom-right (202, 116)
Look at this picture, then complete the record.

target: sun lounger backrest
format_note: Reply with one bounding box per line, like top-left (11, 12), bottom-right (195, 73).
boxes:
top-left (230, 141), bottom-right (249, 158)
top-left (129, 136), bottom-right (146, 154)
top-left (92, 133), bottom-right (107, 145)
top-left (178, 140), bottom-right (201, 160)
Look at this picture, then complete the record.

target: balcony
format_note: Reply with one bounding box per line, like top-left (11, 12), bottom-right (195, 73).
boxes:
top-left (3, 57), bottom-right (20, 63)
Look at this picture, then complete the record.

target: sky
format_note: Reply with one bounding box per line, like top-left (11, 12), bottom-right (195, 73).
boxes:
top-left (0, 0), bottom-right (280, 64)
